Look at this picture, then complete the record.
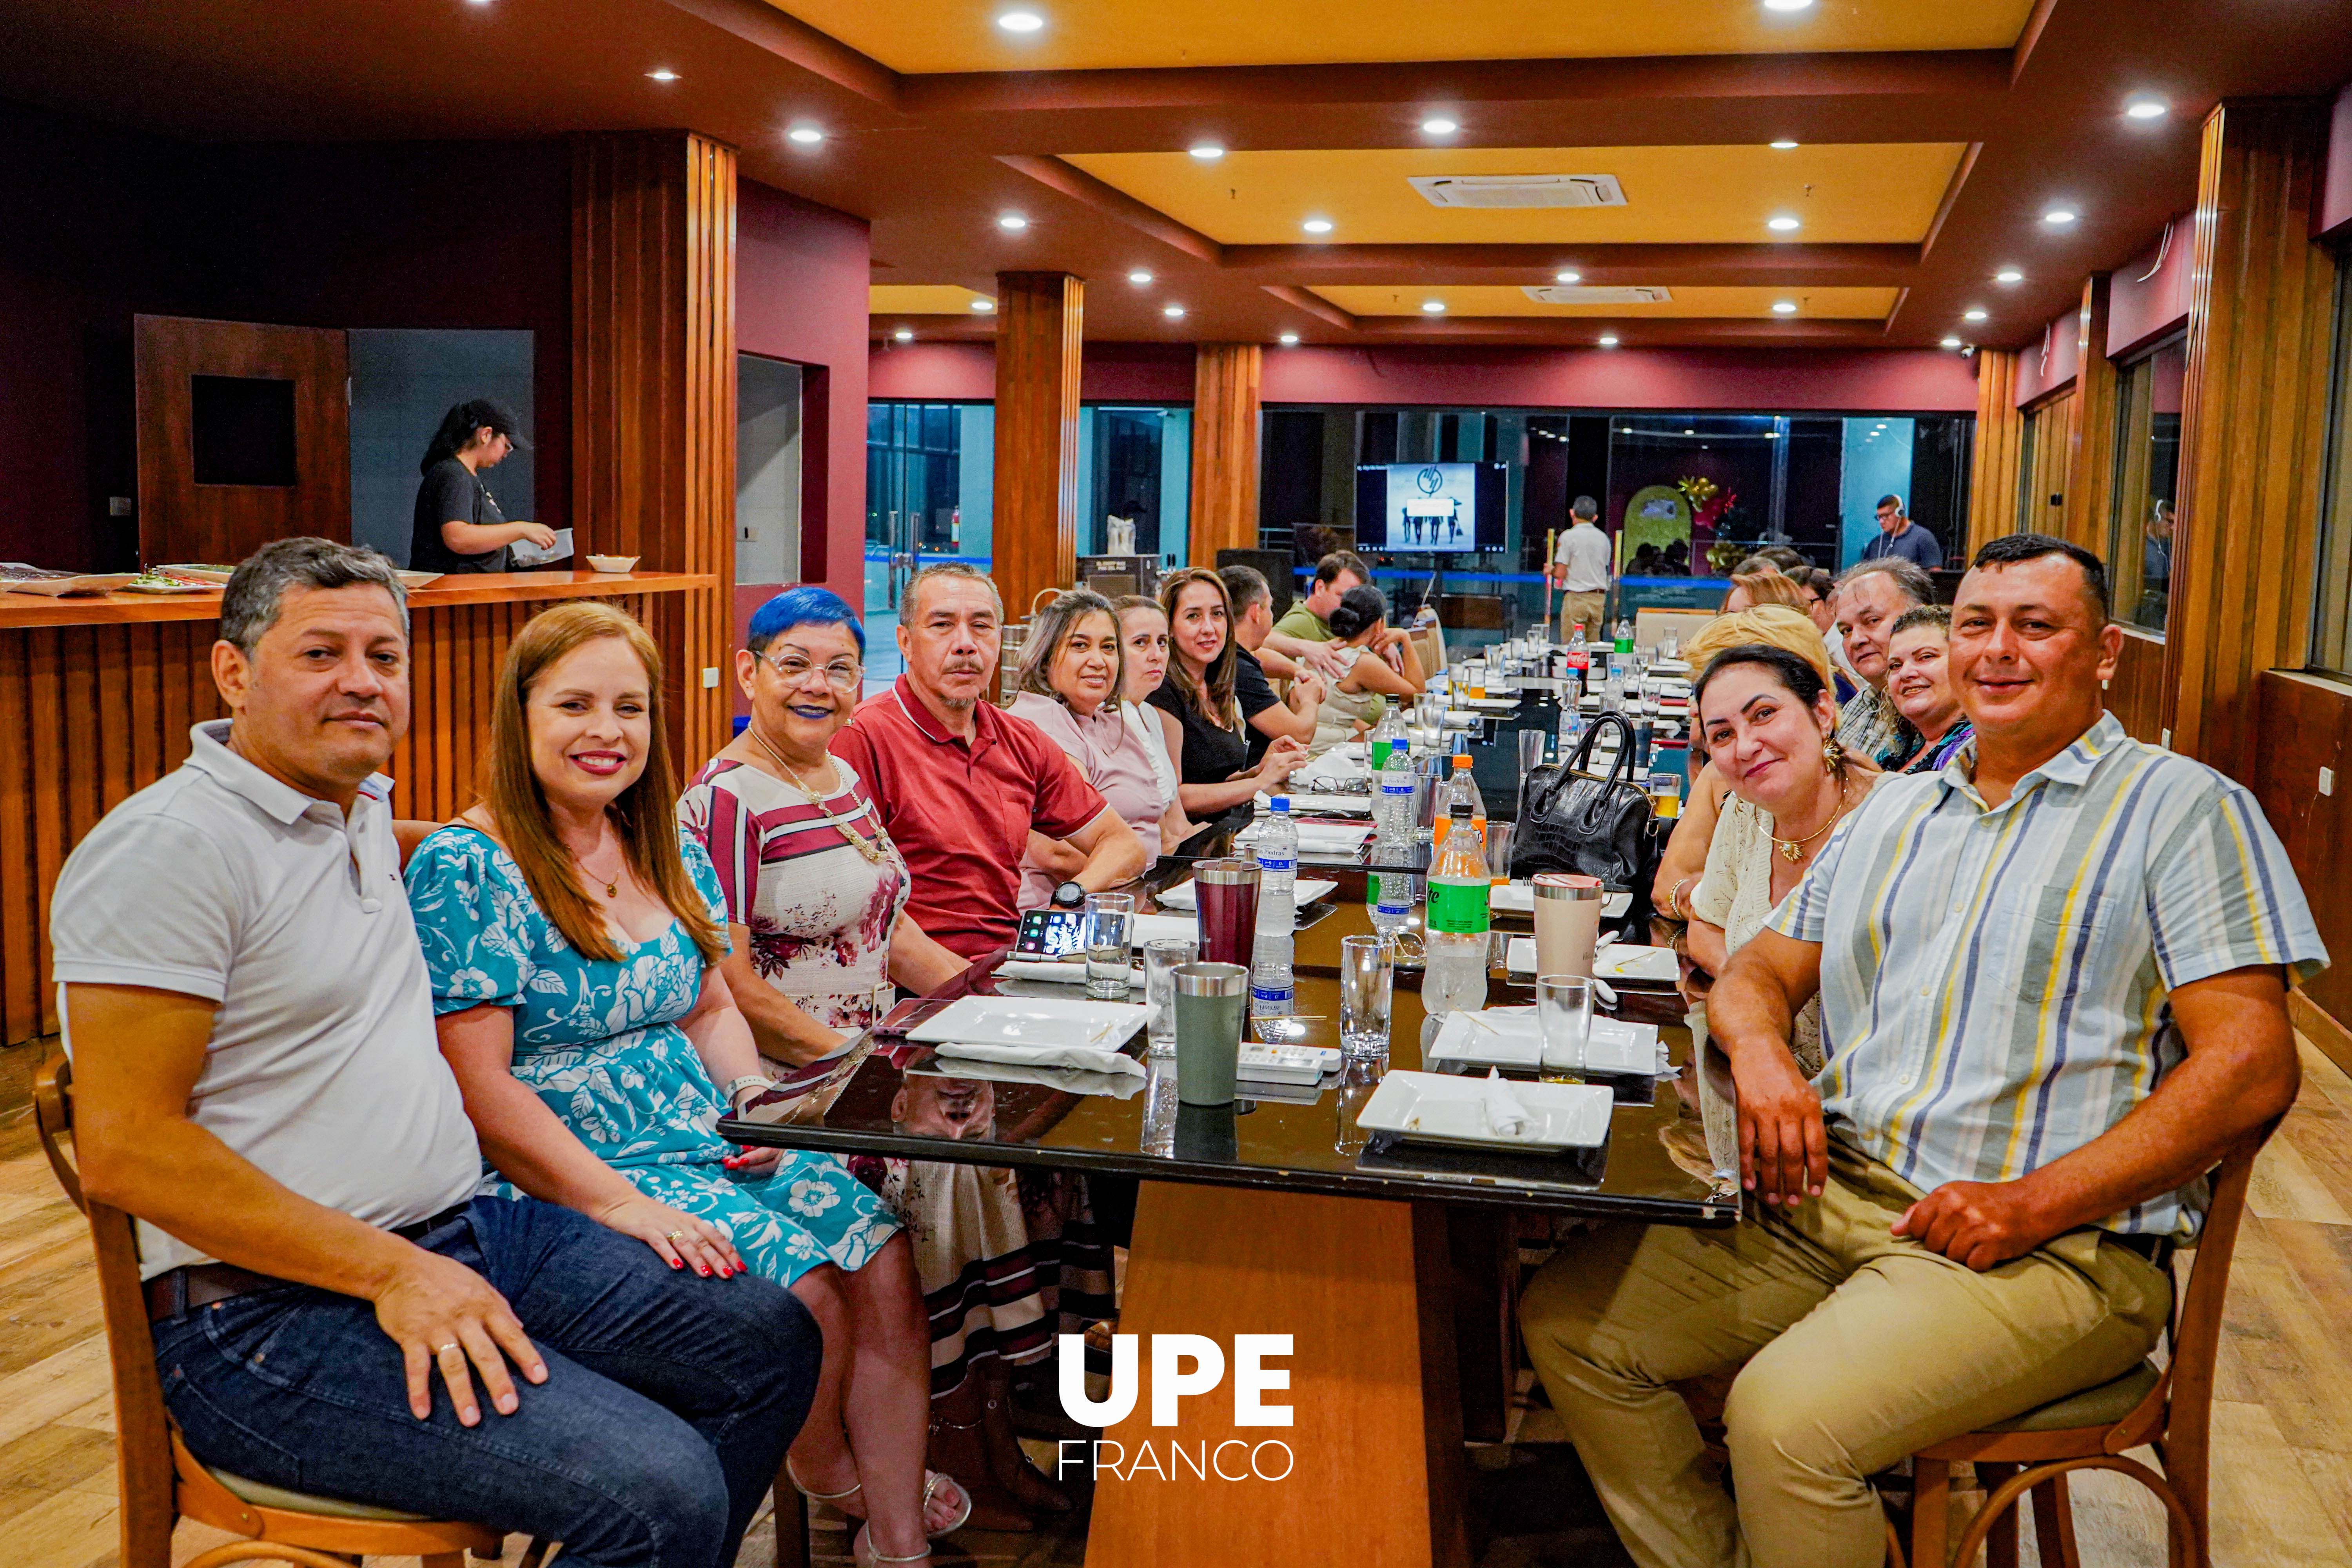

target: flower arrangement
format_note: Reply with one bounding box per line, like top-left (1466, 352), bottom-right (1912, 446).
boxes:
top-left (1676, 474), bottom-right (1737, 535)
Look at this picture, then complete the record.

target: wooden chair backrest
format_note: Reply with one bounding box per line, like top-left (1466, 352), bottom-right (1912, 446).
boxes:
top-left (33, 1053), bottom-right (181, 1567)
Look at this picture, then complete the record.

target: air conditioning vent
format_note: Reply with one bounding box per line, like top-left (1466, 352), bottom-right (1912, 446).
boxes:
top-left (1521, 285), bottom-right (1673, 305)
top-left (1408, 174), bottom-right (1627, 209)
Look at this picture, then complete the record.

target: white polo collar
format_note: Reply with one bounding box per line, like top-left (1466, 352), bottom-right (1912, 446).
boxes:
top-left (185, 719), bottom-right (393, 825)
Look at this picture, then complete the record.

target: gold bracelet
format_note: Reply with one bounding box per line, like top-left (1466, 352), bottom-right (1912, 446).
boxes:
top-left (1664, 875), bottom-right (1695, 921)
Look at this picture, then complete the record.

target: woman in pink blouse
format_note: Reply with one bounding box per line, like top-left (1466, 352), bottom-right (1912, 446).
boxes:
top-left (1010, 588), bottom-right (1188, 909)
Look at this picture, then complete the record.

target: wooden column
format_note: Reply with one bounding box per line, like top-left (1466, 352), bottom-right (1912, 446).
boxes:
top-left (1965, 349), bottom-right (2024, 558)
top-left (2062, 274), bottom-right (2119, 558)
top-left (992, 271), bottom-right (1084, 622)
top-left (572, 130), bottom-right (737, 769)
top-left (1189, 343), bottom-right (1264, 565)
top-left (2164, 100), bottom-right (2338, 778)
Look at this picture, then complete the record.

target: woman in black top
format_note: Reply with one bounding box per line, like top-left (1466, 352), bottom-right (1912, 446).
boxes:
top-left (409, 399), bottom-right (556, 574)
top-left (1145, 568), bottom-right (1305, 833)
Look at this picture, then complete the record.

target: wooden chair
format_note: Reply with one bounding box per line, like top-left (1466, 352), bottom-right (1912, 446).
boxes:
top-left (33, 1052), bottom-right (508, 1568)
top-left (1895, 1119), bottom-right (2276, 1568)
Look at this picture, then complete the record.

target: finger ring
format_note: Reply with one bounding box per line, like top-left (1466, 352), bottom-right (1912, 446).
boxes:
top-left (665, 1230), bottom-right (686, 1242)
top-left (436, 1342), bottom-right (460, 1356)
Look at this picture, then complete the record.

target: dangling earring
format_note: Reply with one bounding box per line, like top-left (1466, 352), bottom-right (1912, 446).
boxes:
top-left (1822, 736), bottom-right (1846, 771)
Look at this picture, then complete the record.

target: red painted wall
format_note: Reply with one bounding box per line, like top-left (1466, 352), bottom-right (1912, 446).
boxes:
top-left (2107, 217), bottom-right (2194, 360)
top-left (2012, 303), bottom-right (2085, 407)
top-left (867, 339), bottom-right (1198, 403)
top-left (737, 178), bottom-right (871, 626)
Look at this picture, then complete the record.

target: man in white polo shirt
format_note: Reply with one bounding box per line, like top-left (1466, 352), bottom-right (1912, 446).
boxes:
top-left (51, 538), bottom-right (818, 1568)
top-left (1548, 495), bottom-right (1613, 639)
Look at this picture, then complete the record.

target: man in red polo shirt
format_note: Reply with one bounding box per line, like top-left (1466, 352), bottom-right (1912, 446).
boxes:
top-left (833, 563), bottom-right (1146, 960)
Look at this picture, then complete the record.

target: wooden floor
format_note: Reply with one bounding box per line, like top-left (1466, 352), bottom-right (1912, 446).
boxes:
top-left (4, 1038), bottom-right (2350, 1568)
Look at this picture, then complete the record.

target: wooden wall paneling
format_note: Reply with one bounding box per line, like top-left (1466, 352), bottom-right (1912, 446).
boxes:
top-left (992, 271), bottom-right (1085, 625)
top-left (97, 632), bottom-right (131, 817)
top-left (2166, 100), bottom-right (2339, 780)
top-left (1966, 350), bottom-right (2023, 556)
top-left (2107, 628), bottom-right (2167, 744)
top-left (572, 131), bottom-right (737, 771)
top-left (2064, 275), bottom-right (2120, 558)
top-left (160, 623), bottom-right (193, 768)
top-left (2020, 389), bottom-right (2076, 539)
top-left (0, 633), bottom-right (34, 1044)
top-left (2252, 672), bottom-right (2352, 1021)
top-left (128, 622), bottom-right (162, 788)
top-left (1191, 343), bottom-right (1264, 565)
top-left (28, 630), bottom-right (65, 1036)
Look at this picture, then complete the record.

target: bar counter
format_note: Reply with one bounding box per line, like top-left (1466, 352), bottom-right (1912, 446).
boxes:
top-left (0, 570), bottom-right (716, 1047)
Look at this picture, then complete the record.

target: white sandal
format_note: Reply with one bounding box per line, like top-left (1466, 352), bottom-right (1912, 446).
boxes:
top-left (786, 1460), bottom-right (972, 1538)
top-left (854, 1523), bottom-right (935, 1566)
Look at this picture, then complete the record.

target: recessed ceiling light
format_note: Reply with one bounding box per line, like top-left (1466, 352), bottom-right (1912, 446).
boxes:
top-left (1963, 307), bottom-right (1988, 322)
top-left (1128, 270), bottom-right (1152, 284)
top-left (1421, 300), bottom-right (1446, 313)
top-left (646, 69), bottom-right (679, 82)
top-left (996, 10), bottom-right (1044, 32)
top-left (893, 328), bottom-right (913, 342)
top-left (786, 126), bottom-right (824, 145)
top-left (2042, 207), bottom-right (2078, 225)
top-left (1279, 332), bottom-right (1299, 345)
top-left (2124, 97), bottom-right (2168, 120)
top-left (1555, 269), bottom-right (1581, 283)
top-left (1420, 117), bottom-right (1459, 136)
top-left (1769, 139), bottom-right (1800, 151)
top-left (1941, 336), bottom-right (1963, 348)
top-left (1164, 304), bottom-right (1185, 318)
top-left (971, 299), bottom-right (996, 313)
top-left (1995, 268), bottom-right (2024, 284)
top-left (1189, 144), bottom-right (1225, 161)
top-left (1762, 0), bottom-right (1815, 11)
top-left (1683, 427), bottom-right (1696, 435)
top-left (1598, 334), bottom-right (1619, 347)
top-left (1772, 300), bottom-right (1798, 314)
top-left (998, 213), bottom-right (1029, 230)
top-left (1301, 218), bottom-right (1334, 235)
top-left (1767, 215), bottom-right (1802, 232)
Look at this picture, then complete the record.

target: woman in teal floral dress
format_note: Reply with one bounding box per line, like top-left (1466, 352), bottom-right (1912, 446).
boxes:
top-left (408, 601), bottom-right (963, 1568)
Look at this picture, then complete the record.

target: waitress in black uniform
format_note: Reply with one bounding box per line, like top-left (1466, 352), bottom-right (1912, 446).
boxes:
top-left (408, 399), bottom-right (556, 573)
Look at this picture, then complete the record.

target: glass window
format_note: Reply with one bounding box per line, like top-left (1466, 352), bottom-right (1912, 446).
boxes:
top-left (2106, 336), bottom-right (2185, 635)
top-left (2314, 263), bottom-right (2352, 673)
top-left (1077, 405), bottom-right (1191, 561)
top-left (865, 400), bottom-right (993, 616)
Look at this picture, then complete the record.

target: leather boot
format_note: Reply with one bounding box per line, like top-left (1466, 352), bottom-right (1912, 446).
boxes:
top-left (983, 1360), bottom-right (1075, 1515)
top-left (929, 1371), bottom-right (1034, 1533)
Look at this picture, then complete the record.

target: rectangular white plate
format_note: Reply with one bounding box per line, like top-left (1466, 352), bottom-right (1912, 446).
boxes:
top-left (907, 996), bottom-right (1150, 1049)
top-left (1155, 877), bottom-right (1338, 911)
top-left (1506, 938), bottom-right (1679, 984)
top-left (1425, 1011), bottom-right (1661, 1075)
top-left (1464, 696), bottom-right (1523, 711)
top-left (1490, 883), bottom-right (1633, 918)
top-left (1355, 1070), bottom-right (1613, 1152)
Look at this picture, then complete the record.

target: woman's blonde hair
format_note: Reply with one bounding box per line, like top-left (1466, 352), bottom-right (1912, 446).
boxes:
top-left (484, 601), bottom-right (724, 965)
top-left (1156, 567), bottom-right (1240, 729)
top-left (1722, 570), bottom-right (1813, 613)
top-left (1682, 604), bottom-right (1831, 688)
top-left (1013, 588), bottom-right (1125, 710)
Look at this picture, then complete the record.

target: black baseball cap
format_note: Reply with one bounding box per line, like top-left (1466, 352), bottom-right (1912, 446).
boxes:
top-left (463, 398), bottom-right (531, 450)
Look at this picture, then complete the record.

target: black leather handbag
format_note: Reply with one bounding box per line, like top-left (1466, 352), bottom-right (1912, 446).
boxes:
top-left (1507, 711), bottom-right (1666, 902)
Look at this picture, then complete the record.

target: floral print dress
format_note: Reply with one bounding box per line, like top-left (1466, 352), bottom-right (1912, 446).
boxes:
top-left (405, 824), bottom-right (898, 1285)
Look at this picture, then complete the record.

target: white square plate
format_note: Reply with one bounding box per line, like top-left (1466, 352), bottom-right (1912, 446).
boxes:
top-left (1490, 883), bottom-right (1633, 918)
top-left (906, 996), bottom-right (1151, 1049)
top-left (1425, 1011), bottom-right (1661, 1075)
top-left (1506, 938), bottom-right (1679, 984)
top-left (1154, 877), bottom-right (1339, 911)
top-left (1355, 1070), bottom-right (1613, 1152)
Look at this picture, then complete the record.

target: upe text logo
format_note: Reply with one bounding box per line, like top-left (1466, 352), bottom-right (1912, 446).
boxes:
top-left (1053, 1334), bottom-right (1295, 1482)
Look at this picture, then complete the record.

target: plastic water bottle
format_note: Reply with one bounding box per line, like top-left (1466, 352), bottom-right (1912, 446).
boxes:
top-left (1558, 690), bottom-right (1586, 761)
top-left (1250, 798), bottom-right (1298, 1018)
top-left (1445, 753), bottom-right (1488, 851)
top-left (1374, 738), bottom-right (1416, 843)
top-left (1423, 802), bottom-right (1491, 1016)
top-left (1369, 743), bottom-right (1419, 941)
top-left (1368, 707), bottom-right (1403, 775)
top-left (1613, 617), bottom-right (1635, 654)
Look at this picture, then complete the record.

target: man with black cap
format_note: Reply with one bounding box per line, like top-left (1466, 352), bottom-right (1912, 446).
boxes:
top-left (410, 398), bottom-right (557, 574)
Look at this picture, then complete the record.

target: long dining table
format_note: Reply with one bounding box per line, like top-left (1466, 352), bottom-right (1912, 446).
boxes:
top-left (724, 684), bottom-right (1727, 1568)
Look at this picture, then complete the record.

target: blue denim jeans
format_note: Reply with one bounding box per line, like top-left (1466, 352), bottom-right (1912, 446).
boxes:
top-left (153, 1196), bottom-right (819, 1568)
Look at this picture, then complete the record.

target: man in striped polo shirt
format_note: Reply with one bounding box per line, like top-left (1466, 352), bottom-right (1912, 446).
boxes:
top-left (1520, 534), bottom-right (2324, 1568)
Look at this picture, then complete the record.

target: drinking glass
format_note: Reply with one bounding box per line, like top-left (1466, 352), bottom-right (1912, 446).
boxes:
top-left (1333, 1057), bottom-right (1383, 1156)
top-left (1083, 893), bottom-right (1135, 1000)
top-left (1483, 822), bottom-right (1515, 886)
top-left (1537, 973), bottom-right (1594, 1082)
top-left (1517, 727), bottom-right (1546, 784)
top-left (1142, 936), bottom-right (1197, 1056)
top-left (1338, 935), bottom-right (1393, 1061)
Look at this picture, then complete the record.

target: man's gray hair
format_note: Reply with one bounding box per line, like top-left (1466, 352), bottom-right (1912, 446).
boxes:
top-left (903, 560), bottom-right (1003, 622)
top-left (220, 537), bottom-right (408, 656)
top-left (1834, 556), bottom-right (1933, 608)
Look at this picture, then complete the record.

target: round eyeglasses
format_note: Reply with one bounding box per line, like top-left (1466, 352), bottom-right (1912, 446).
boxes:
top-left (759, 650), bottom-right (863, 691)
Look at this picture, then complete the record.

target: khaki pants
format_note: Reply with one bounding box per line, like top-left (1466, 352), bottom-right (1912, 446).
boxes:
top-left (1517, 1146), bottom-right (2170, 1568)
top-left (1558, 590), bottom-right (1608, 642)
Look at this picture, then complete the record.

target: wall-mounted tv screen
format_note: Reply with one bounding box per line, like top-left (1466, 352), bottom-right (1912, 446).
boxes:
top-left (1353, 462), bottom-right (1507, 550)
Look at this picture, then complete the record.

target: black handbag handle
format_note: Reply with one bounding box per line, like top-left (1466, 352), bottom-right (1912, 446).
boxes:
top-left (1564, 711), bottom-right (1644, 833)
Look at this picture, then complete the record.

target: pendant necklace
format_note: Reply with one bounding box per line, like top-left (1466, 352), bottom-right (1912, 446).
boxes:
top-left (748, 723), bottom-right (890, 864)
top-left (1771, 777), bottom-right (1852, 863)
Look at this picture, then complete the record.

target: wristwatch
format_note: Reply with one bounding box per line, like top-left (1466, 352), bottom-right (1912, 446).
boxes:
top-left (1052, 880), bottom-right (1086, 909)
top-left (722, 1075), bottom-right (775, 1112)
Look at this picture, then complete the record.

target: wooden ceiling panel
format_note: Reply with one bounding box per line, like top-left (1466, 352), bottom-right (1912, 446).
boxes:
top-left (1311, 285), bottom-right (1901, 319)
top-left (870, 283), bottom-right (997, 313)
top-left (772, 0), bottom-right (2033, 75)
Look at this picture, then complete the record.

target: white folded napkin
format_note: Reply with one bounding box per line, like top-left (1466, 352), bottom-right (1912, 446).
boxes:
top-left (1480, 1069), bottom-right (1532, 1136)
top-left (996, 959), bottom-right (1146, 987)
top-left (929, 1040), bottom-right (1146, 1078)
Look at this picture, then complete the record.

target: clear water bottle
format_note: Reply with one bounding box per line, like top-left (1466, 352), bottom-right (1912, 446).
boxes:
top-left (1368, 706), bottom-right (1403, 775)
top-left (1373, 738), bottom-right (1416, 844)
top-left (1558, 690), bottom-right (1586, 761)
top-left (1444, 753), bottom-right (1488, 851)
top-left (1613, 617), bottom-right (1635, 654)
top-left (1423, 802), bottom-right (1490, 1016)
top-left (1369, 755), bottom-right (1416, 942)
top-left (1251, 798), bottom-right (1298, 1018)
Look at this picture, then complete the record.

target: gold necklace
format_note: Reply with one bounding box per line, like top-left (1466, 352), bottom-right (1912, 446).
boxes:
top-left (747, 723), bottom-right (890, 865)
top-left (577, 834), bottom-right (625, 898)
top-left (1770, 776), bottom-right (1852, 863)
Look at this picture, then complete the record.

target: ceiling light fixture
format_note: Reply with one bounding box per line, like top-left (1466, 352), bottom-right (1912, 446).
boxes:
top-left (996, 10), bottom-right (1045, 32)
top-left (1164, 304), bottom-right (1186, 318)
top-left (893, 328), bottom-right (913, 342)
top-left (1279, 333), bottom-right (1299, 345)
top-left (1555, 269), bottom-right (1581, 283)
top-left (2124, 97), bottom-right (2168, 121)
top-left (1301, 218), bottom-right (1334, 234)
top-left (1189, 144), bottom-right (1225, 161)
top-left (1769, 139), bottom-right (1800, 151)
top-left (2042, 207), bottom-right (2078, 225)
top-left (1995, 267), bottom-right (2024, 284)
top-left (1772, 300), bottom-right (1797, 314)
top-left (1762, 0), bottom-right (1815, 11)
top-left (1420, 117), bottom-right (1459, 136)
top-left (1598, 334), bottom-right (1619, 347)
top-left (1684, 427), bottom-right (1696, 435)
top-left (998, 213), bottom-right (1029, 230)
top-left (1421, 300), bottom-right (1446, 313)
top-left (1941, 336), bottom-right (1963, 348)
top-left (646, 69), bottom-right (679, 82)
top-left (1963, 307), bottom-right (1988, 322)
top-left (787, 126), bottom-right (824, 146)
top-left (972, 299), bottom-right (996, 313)
top-left (1767, 215), bottom-right (1801, 232)
top-left (1127, 270), bottom-right (1152, 284)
